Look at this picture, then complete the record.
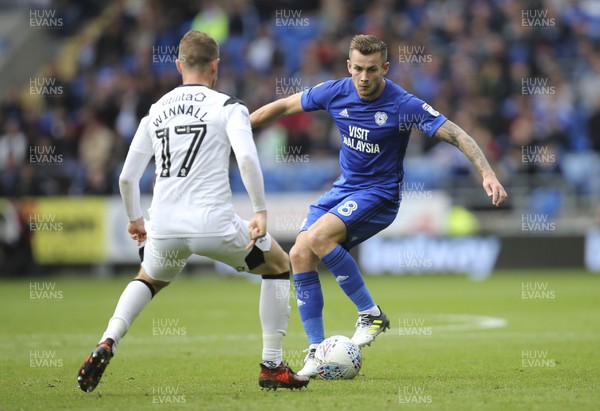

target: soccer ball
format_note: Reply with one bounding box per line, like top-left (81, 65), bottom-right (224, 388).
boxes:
top-left (314, 335), bottom-right (362, 380)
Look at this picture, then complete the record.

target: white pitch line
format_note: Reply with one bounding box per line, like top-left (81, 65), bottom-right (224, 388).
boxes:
top-left (3, 314), bottom-right (508, 349)
top-left (398, 313), bottom-right (507, 332)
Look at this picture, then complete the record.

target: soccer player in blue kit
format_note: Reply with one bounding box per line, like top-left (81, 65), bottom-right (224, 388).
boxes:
top-left (250, 34), bottom-right (508, 377)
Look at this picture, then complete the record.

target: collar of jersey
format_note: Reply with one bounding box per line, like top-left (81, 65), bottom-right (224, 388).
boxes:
top-left (177, 83), bottom-right (210, 88)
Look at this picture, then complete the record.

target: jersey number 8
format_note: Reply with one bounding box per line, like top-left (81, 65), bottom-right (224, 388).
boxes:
top-left (337, 200), bottom-right (358, 216)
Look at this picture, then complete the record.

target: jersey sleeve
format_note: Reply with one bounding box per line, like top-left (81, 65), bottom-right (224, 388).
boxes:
top-left (119, 150), bottom-right (152, 221)
top-left (129, 115), bottom-right (154, 155)
top-left (402, 95), bottom-right (447, 138)
top-left (301, 80), bottom-right (337, 112)
top-left (224, 102), bottom-right (267, 212)
top-left (119, 115), bottom-right (153, 221)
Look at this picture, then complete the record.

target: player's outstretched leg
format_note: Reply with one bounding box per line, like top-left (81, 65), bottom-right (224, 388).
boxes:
top-left (77, 268), bottom-right (167, 392)
top-left (293, 269), bottom-right (322, 377)
top-left (290, 233), bottom-right (323, 378)
top-left (250, 238), bottom-right (309, 390)
top-left (307, 213), bottom-right (390, 347)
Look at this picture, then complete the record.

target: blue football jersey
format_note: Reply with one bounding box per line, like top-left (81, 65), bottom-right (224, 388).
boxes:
top-left (301, 77), bottom-right (447, 200)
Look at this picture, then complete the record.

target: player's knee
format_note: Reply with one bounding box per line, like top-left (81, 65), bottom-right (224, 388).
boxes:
top-left (136, 268), bottom-right (170, 294)
top-left (289, 244), bottom-right (303, 267)
top-left (289, 242), bottom-right (313, 268)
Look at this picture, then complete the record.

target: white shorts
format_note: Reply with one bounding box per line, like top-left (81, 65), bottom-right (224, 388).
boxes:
top-left (141, 214), bottom-right (273, 282)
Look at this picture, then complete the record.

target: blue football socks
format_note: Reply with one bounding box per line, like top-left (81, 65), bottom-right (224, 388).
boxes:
top-left (293, 271), bottom-right (325, 345)
top-left (321, 245), bottom-right (377, 312)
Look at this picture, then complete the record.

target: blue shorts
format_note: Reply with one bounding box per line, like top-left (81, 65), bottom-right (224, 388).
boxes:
top-left (300, 188), bottom-right (399, 250)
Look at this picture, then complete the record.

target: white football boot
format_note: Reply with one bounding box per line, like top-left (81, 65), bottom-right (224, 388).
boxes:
top-left (297, 348), bottom-right (318, 378)
top-left (351, 305), bottom-right (390, 347)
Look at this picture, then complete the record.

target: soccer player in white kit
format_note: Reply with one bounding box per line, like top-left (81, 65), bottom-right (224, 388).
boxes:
top-left (77, 30), bottom-right (309, 392)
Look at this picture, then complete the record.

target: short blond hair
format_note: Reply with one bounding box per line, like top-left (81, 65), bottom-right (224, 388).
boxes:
top-left (178, 30), bottom-right (219, 72)
top-left (349, 34), bottom-right (388, 63)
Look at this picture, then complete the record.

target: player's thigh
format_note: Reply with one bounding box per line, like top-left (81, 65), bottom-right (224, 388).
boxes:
top-left (300, 189), bottom-right (348, 239)
top-left (192, 214), bottom-right (288, 275)
top-left (307, 212), bottom-right (348, 245)
top-left (141, 236), bottom-right (191, 282)
top-left (299, 190), bottom-right (352, 254)
top-left (299, 189), bottom-right (341, 234)
top-left (327, 191), bottom-right (399, 249)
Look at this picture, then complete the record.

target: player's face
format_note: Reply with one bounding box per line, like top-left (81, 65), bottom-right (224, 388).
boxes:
top-left (347, 50), bottom-right (389, 101)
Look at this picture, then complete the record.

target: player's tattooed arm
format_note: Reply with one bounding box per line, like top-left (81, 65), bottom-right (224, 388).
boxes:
top-left (435, 120), bottom-right (508, 206)
top-left (435, 120), bottom-right (494, 177)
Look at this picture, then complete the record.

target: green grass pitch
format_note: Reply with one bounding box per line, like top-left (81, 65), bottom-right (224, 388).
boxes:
top-left (1, 270), bottom-right (599, 410)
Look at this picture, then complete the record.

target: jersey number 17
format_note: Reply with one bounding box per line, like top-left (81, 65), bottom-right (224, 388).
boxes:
top-left (155, 124), bottom-right (207, 178)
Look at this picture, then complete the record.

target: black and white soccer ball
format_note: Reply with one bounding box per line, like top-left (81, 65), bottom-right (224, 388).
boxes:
top-left (314, 335), bottom-right (362, 380)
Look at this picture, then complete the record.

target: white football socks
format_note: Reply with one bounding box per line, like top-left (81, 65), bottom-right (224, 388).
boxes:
top-left (100, 280), bottom-right (153, 354)
top-left (259, 279), bottom-right (290, 366)
top-left (358, 305), bottom-right (381, 317)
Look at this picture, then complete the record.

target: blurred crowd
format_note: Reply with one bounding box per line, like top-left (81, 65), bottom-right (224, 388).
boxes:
top-left (1, 0), bottom-right (600, 199)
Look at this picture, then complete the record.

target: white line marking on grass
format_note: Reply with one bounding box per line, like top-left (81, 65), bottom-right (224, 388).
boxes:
top-left (4, 314), bottom-right (507, 350)
top-left (398, 313), bottom-right (507, 333)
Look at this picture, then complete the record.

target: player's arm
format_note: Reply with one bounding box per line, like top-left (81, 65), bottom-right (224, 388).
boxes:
top-left (119, 117), bottom-right (153, 245)
top-left (249, 92), bottom-right (304, 128)
top-left (434, 119), bottom-right (508, 206)
top-left (226, 104), bottom-right (268, 248)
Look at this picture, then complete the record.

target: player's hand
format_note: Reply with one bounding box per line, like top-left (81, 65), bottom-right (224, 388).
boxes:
top-left (127, 217), bottom-right (147, 246)
top-left (247, 211), bottom-right (267, 250)
top-left (482, 174), bottom-right (508, 207)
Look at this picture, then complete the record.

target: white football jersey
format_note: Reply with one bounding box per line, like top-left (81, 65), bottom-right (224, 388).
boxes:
top-left (127, 84), bottom-right (260, 238)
